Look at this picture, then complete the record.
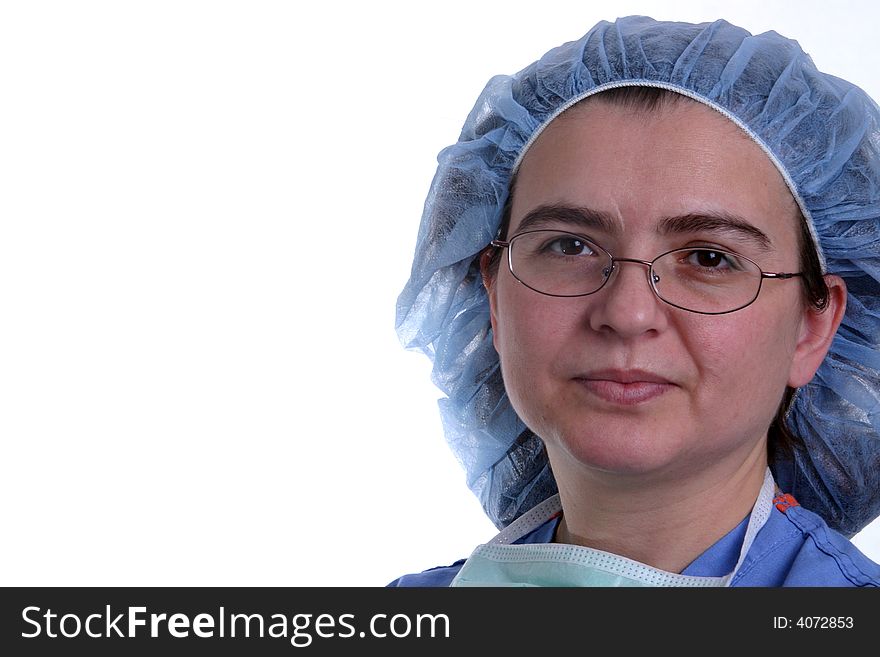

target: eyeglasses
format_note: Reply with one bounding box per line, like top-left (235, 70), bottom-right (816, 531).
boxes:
top-left (491, 230), bottom-right (803, 315)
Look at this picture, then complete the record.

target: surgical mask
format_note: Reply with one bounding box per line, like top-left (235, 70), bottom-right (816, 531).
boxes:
top-left (450, 469), bottom-right (776, 587)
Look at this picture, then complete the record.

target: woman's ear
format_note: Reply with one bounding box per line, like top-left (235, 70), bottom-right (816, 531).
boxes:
top-left (788, 274), bottom-right (847, 387)
top-left (480, 249), bottom-right (500, 348)
top-left (479, 248), bottom-right (496, 291)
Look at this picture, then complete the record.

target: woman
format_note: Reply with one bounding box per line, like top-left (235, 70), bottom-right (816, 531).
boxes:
top-left (391, 16), bottom-right (880, 586)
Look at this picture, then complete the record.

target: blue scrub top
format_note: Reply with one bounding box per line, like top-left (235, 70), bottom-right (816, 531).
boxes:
top-left (388, 494), bottom-right (880, 587)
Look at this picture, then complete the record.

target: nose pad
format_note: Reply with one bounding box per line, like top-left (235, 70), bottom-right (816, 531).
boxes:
top-left (602, 260), bottom-right (658, 291)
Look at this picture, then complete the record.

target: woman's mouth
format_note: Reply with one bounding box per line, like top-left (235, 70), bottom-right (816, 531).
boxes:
top-left (574, 370), bottom-right (675, 405)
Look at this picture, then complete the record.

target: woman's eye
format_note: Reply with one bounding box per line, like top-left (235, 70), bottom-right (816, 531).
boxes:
top-left (686, 249), bottom-right (731, 269)
top-left (548, 237), bottom-right (593, 256)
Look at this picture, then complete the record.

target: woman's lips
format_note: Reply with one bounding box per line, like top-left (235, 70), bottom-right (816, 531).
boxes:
top-left (574, 370), bottom-right (675, 405)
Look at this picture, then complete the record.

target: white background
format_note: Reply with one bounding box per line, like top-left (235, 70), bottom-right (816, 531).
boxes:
top-left (2, 0), bottom-right (879, 587)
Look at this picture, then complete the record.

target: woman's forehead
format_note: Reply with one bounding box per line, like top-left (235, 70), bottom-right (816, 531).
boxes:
top-left (510, 100), bottom-right (801, 246)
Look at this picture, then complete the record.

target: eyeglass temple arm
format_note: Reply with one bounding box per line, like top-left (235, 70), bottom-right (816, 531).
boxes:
top-left (761, 272), bottom-right (803, 279)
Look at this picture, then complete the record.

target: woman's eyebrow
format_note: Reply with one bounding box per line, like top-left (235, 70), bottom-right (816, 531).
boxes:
top-left (658, 213), bottom-right (773, 250)
top-left (514, 206), bottom-right (773, 251)
top-left (514, 204), bottom-right (619, 234)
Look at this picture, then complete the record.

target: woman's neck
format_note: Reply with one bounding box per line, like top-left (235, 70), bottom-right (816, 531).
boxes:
top-left (552, 447), bottom-right (768, 573)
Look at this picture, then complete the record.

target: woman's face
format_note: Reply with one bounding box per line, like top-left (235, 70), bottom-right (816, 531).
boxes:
top-left (485, 100), bottom-right (817, 482)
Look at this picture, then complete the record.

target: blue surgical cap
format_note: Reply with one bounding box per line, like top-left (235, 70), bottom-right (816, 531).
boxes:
top-left (396, 16), bottom-right (880, 536)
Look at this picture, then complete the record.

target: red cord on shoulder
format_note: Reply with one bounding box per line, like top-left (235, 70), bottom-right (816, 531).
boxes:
top-left (773, 492), bottom-right (800, 513)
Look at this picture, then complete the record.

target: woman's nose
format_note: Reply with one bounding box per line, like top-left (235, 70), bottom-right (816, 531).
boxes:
top-left (587, 260), bottom-right (669, 337)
